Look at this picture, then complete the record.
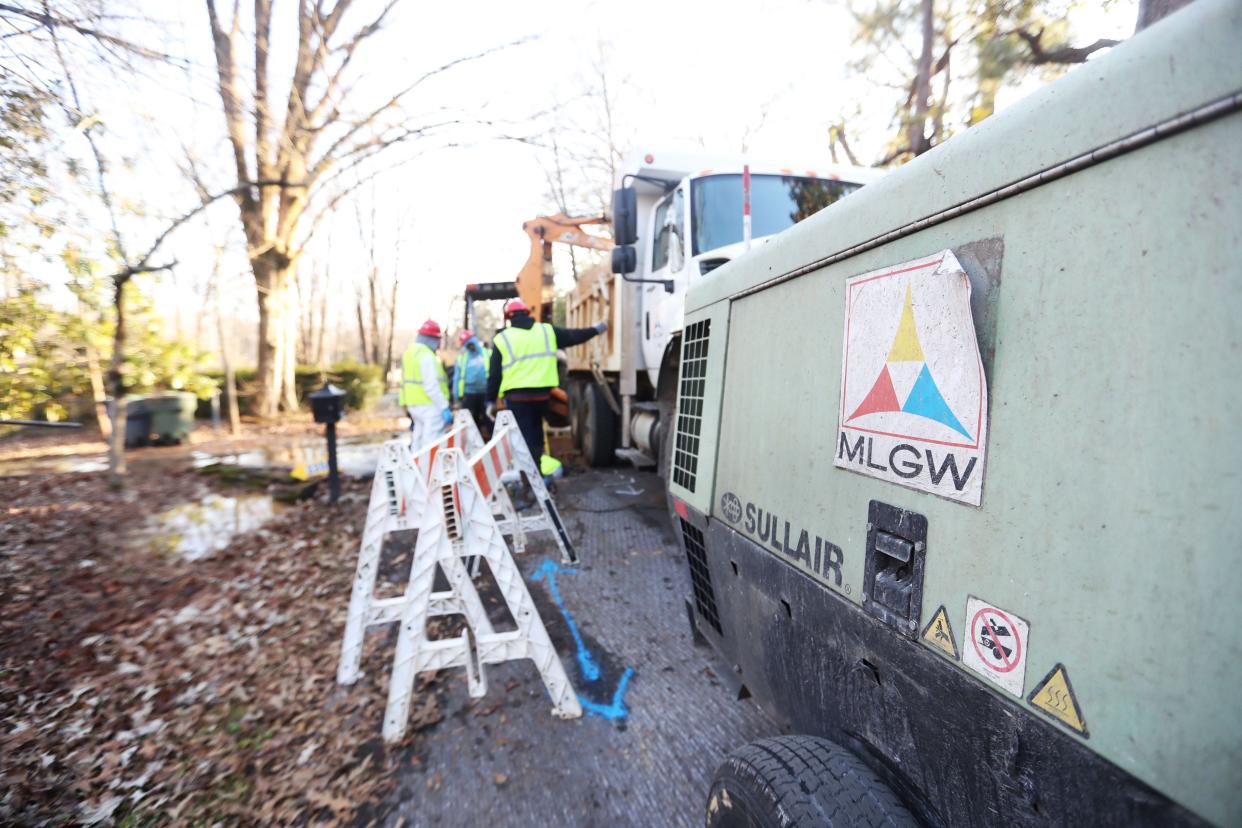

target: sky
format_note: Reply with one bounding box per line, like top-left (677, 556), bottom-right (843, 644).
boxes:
top-left (9, 0), bottom-right (1139, 362)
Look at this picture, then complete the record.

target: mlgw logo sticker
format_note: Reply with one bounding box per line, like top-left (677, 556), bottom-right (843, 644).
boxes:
top-left (835, 250), bottom-right (988, 505)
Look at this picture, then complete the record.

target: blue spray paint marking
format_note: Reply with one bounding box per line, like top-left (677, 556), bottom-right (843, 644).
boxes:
top-left (531, 559), bottom-right (600, 681)
top-left (530, 559), bottom-right (634, 720)
top-left (578, 667), bottom-right (635, 719)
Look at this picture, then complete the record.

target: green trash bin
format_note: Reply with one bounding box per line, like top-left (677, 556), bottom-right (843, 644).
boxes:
top-left (144, 392), bottom-right (197, 445)
top-left (123, 397), bottom-right (151, 448)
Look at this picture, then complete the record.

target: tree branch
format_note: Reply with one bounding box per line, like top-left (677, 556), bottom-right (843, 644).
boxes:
top-left (0, 1), bottom-right (179, 60)
top-left (204, 0), bottom-right (254, 214)
top-left (1012, 27), bottom-right (1119, 64)
top-left (306, 35), bottom-right (533, 184)
top-left (126, 178), bottom-right (306, 277)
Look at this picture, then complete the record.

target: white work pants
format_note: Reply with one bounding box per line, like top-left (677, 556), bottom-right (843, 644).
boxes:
top-left (407, 405), bottom-right (444, 451)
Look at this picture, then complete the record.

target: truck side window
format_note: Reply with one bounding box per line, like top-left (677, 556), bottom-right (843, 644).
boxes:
top-left (652, 194), bottom-right (672, 271)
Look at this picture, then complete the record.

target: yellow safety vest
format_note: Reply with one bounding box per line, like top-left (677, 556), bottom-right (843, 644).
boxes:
top-left (400, 342), bottom-right (448, 406)
top-left (494, 323), bottom-right (559, 396)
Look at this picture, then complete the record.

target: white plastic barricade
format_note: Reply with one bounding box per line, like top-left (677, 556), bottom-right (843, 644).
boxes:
top-left (415, 411), bottom-right (574, 561)
top-left (382, 446), bottom-right (581, 742)
top-left (336, 409), bottom-right (583, 741)
top-left (477, 410), bottom-right (577, 565)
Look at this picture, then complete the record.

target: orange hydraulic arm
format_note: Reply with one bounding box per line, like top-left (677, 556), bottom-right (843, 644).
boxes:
top-left (517, 214), bottom-right (613, 322)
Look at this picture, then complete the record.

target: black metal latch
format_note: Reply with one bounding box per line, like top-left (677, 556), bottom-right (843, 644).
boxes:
top-left (862, 500), bottom-right (928, 637)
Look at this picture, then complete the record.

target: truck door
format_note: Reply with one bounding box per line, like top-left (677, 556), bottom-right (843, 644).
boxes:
top-left (643, 186), bottom-right (686, 385)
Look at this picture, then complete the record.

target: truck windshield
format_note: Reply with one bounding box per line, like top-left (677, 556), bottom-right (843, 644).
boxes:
top-left (691, 174), bottom-right (862, 256)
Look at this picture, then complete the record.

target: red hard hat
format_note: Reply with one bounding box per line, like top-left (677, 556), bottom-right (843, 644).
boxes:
top-left (503, 298), bottom-right (530, 319)
top-left (418, 319), bottom-right (442, 337)
top-left (457, 329), bottom-right (474, 346)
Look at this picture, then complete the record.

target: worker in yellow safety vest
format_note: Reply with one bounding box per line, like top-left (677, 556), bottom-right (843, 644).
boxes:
top-left (486, 298), bottom-right (606, 478)
top-left (400, 319), bottom-right (450, 449)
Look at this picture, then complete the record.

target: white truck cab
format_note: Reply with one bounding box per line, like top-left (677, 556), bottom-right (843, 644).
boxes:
top-left (619, 149), bottom-right (884, 388)
top-left (566, 148), bottom-right (880, 471)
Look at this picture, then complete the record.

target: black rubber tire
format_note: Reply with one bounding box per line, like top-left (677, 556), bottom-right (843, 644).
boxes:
top-left (580, 382), bottom-right (617, 467)
top-left (568, 380), bottom-right (585, 451)
top-left (706, 736), bottom-right (918, 828)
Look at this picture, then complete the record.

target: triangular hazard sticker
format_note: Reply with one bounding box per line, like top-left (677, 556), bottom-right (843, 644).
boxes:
top-left (1027, 664), bottom-right (1089, 737)
top-left (920, 605), bottom-right (958, 660)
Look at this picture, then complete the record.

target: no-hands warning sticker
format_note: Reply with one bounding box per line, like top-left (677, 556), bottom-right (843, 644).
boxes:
top-left (835, 251), bottom-right (988, 505)
top-left (961, 596), bottom-right (1029, 696)
top-left (920, 605), bottom-right (959, 660)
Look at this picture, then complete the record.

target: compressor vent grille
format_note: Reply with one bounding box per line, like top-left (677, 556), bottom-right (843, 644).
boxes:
top-left (680, 519), bottom-right (722, 636)
top-left (673, 319), bottom-right (711, 492)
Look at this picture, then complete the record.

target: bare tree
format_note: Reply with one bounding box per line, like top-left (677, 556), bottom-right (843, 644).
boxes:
top-left (203, 0), bottom-right (524, 417)
top-left (211, 244), bottom-right (241, 435)
top-left (383, 214), bottom-right (404, 379)
top-left (849, 0), bottom-right (1124, 166)
top-left (828, 122), bottom-right (861, 166)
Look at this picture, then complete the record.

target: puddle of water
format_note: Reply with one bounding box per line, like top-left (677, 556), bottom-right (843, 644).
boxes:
top-left (142, 493), bottom-right (282, 561)
top-left (0, 454), bottom-right (109, 476)
top-left (192, 433), bottom-right (391, 478)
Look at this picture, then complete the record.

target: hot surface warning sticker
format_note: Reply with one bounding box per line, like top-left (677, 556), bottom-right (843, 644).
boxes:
top-left (961, 596), bottom-right (1029, 697)
top-left (1028, 664), bottom-right (1088, 737)
top-left (835, 251), bottom-right (988, 505)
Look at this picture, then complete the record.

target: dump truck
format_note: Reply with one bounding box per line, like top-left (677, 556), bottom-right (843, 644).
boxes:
top-left (564, 150), bottom-right (880, 472)
top-left (666, 1), bottom-right (1242, 825)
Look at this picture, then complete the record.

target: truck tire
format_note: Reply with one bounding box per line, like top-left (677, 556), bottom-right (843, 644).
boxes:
top-left (706, 736), bottom-right (917, 828)
top-left (568, 380), bottom-right (585, 450)
top-left (581, 382), bottom-right (617, 467)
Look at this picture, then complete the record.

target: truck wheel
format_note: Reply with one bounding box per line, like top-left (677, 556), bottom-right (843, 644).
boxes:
top-left (581, 382), bottom-right (616, 467)
top-left (568, 381), bottom-right (585, 450)
top-left (706, 736), bottom-right (917, 828)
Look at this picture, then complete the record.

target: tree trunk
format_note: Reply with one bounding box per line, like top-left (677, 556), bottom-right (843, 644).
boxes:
top-left (106, 276), bottom-right (130, 488)
top-left (217, 310), bottom-right (242, 436)
top-left (907, 0), bottom-right (936, 157)
top-left (356, 293), bottom-right (370, 363)
top-left (252, 250), bottom-right (297, 419)
top-left (384, 272), bottom-right (398, 381)
top-left (368, 267), bottom-right (381, 365)
top-left (214, 268), bottom-right (242, 436)
top-left (282, 293), bottom-right (299, 411)
top-left (85, 343), bottom-right (111, 439)
top-left (316, 287), bottom-right (327, 368)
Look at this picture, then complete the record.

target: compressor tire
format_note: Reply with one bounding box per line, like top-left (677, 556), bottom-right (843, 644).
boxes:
top-left (581, 382), bottom-right (617, 467)
top-left (706, 736), bottom-right (917, 828)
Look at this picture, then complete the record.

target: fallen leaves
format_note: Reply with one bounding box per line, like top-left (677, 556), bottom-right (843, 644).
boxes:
top-left (0, 461), bottom-right (445, 824)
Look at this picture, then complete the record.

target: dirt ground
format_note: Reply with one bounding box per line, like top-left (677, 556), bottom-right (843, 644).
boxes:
top-left (0, 422), bottom-right (772, 826)
top-left (0, 430), bottom-right (428, 824)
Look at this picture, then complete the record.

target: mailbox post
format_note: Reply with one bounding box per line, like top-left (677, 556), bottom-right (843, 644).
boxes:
top-left (309, 383), bottom-right (346, 503)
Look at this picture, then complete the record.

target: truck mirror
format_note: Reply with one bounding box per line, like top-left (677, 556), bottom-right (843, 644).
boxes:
top-left (612, 187), bottom-right (637, 246)
top-left (611, 245), bottom-right (636, 275)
